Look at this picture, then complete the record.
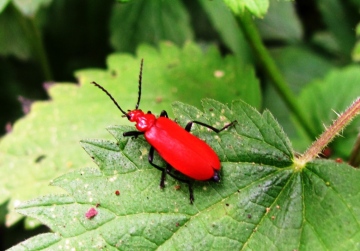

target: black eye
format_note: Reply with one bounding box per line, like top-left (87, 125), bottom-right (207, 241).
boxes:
top-left (147, 111), bottom-right (152, 114)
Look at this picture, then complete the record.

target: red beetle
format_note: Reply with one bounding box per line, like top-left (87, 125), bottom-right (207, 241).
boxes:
top-left (91, 59), bottom-right (236, 203)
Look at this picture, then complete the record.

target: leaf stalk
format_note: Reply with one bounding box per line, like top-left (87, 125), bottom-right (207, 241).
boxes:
top-left (296, 97), bottom-right (360, 168)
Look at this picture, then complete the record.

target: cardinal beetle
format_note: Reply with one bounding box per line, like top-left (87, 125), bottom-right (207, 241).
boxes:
top-left (91, 59), bottom-right (236, 204)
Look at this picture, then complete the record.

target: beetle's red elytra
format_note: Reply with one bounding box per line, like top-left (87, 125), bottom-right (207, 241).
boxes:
top-left (91, 59), bottom-right (236, 204)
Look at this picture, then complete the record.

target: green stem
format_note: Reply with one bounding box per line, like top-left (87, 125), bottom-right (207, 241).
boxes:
top-left (236, 11), bottom-right (316, 139)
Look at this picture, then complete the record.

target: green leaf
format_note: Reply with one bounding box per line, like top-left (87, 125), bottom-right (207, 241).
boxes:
top-left (223, 0), bottom-right (269, 18)
top-left (352, 23), bottom-right (360, 62)
top-left (0, 4), bottom-right (32, 59)
top-left (10, 99), bottom-right (360, 250)
top-left (12, 0), bottom-right (51, 17)
top-left (7, 233), bottom-right (61, 251)
top-left (110, 0), bottom-right (193, 53)
top-left (0, 42), bottom-right (259, 227)
top-left (315, 0), bottom-right (356, 55)
top-left (198, 0), bottom-right (252, 64)
top-left (352, 41), bottom-right (360, 62)
top-left (255, 0), bottom-right (302, 42)
top-left (0, 0), bottom-right (10, 13)
top-left (298, 65), bottom-right (360, 157)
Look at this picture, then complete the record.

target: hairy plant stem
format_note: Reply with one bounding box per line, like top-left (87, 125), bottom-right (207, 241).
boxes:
top-left (296, 97), bottom-right (360, 168)
top-left (236, 11), bottom-right (316, 139)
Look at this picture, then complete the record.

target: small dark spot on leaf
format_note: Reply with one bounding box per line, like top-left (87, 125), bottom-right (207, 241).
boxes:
top-left (335, 158), bottom-right (343, 163)
top-left (115, 190), bottom-right (120, 196)
top-left (176, 222), bottom-right (179, 227)
top-left (225, 203), bottom-right (229, 207)
top-left (237, 190), bottom-right (240, 193)
top-left (96, 203), bottom-right (101, 208)
top-left (209, 108), bottom-right (214, 111)
top-left (111, 70), bottom-right (117, 77)
top-left (155, 96), bottom-right (163, 103)
top-left (247, 214), bottom-right (252, 219)
top-left (35, 155), bottom-right (46, 163)
top-left (167, 62), bottom-right (177, 69)
top-left (174, 185), bottom-right (181, 190)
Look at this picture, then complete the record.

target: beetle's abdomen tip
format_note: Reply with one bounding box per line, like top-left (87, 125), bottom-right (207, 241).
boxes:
top-left (212, 170), bottom-right (220, 182)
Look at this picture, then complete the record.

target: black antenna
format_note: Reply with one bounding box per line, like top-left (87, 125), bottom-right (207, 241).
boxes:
top-left (135, 59), bottom-right (144, 109)
top-left (91, 81), bottom-right (130, 119)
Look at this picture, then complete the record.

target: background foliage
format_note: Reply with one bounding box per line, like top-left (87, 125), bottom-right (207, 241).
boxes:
top-left (0, 0), bottom-right (359, 250)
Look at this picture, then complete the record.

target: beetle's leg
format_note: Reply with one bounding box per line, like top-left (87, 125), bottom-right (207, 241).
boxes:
top-left (188, 183), bottom-right (194, 204)
top-left (165, 167), bottom-right (194, 204)
top-left (185, 120), bottom-right (237, 133)
top-left (159, 110), bottom-right (169, 118)
top-left (160, 110), bottom-right (182, 125)
top-left (149, 145), bottom-right (194, 203)
top-left (148, 146), bottom-right (167, 188)
top-left (123, 131), bottom-right (144, 139)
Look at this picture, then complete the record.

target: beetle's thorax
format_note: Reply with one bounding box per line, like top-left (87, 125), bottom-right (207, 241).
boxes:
top-left (127, 109), bottom-right (156, 132)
